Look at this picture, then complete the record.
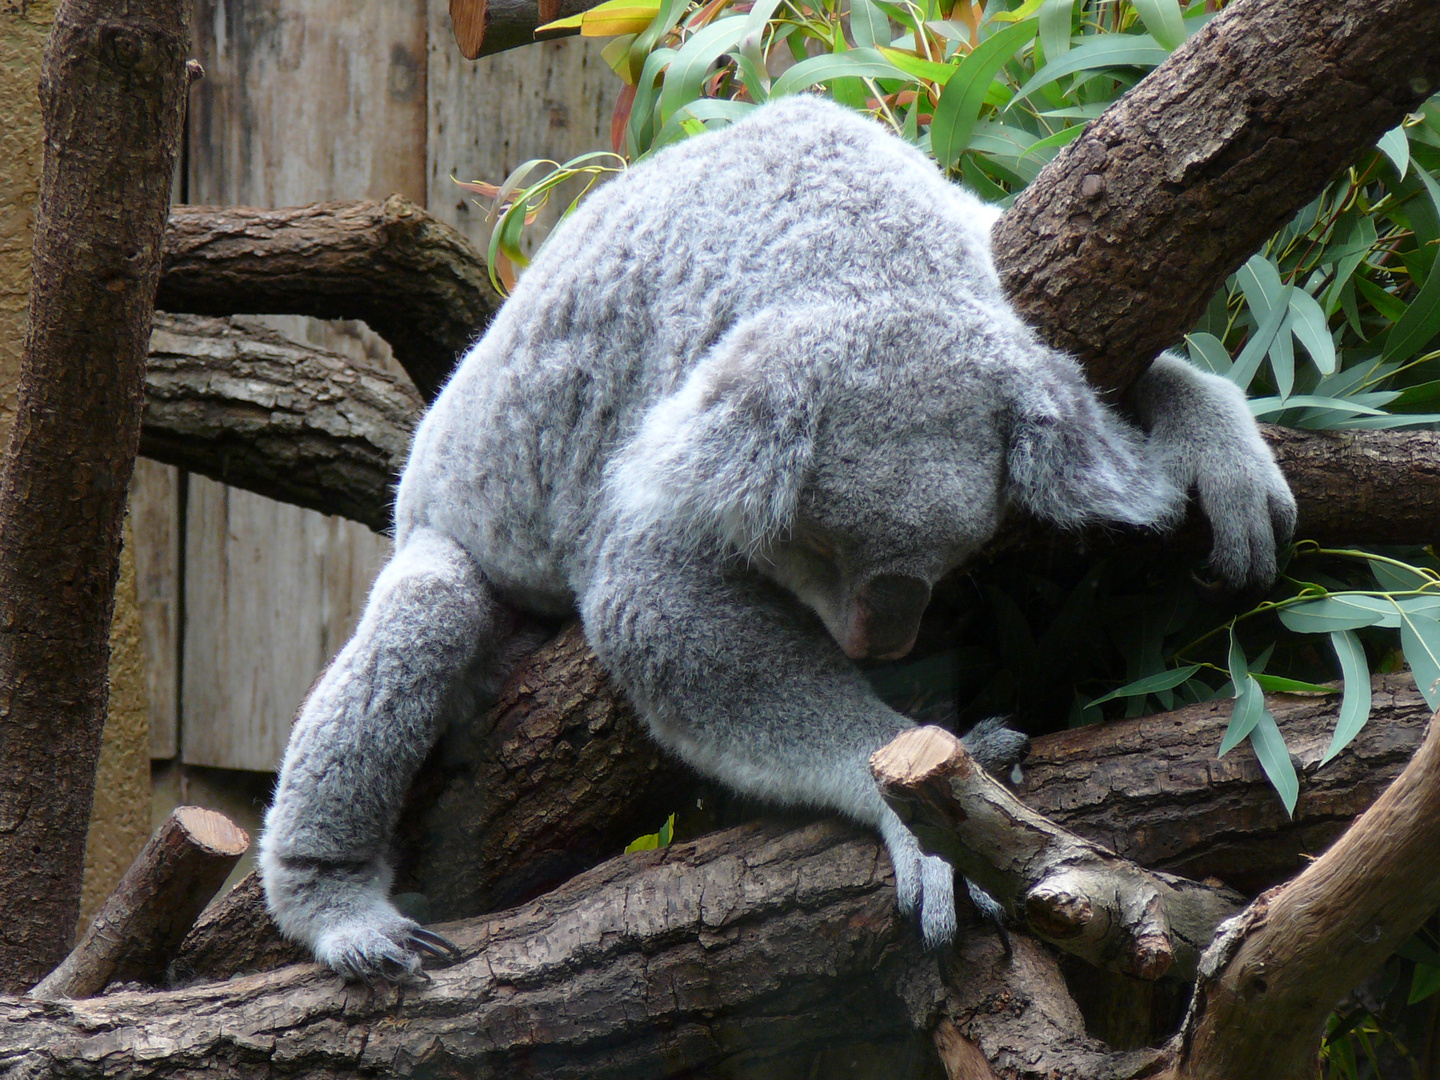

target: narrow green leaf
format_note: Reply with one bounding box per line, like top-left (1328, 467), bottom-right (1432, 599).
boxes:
top-left (1237, 253), bottom-right (1286, 317)
top-left (651, 97), bottom-right (756, 149)
top-left (849, 0), bottom-right (890, 49)
top-left (879, 46), bottom-right (957, 84)
top-left (1186, 332), bottom-right (1232, 375)
top-left (627, 46), bottom-right (678, 156)
top-left (1219, 674), bottom-right (1264, 756)
top-left (1277, 595), bottom-right (1399, 633)
top-left (1248, 395), bottom-right (1389, 419)
top-left (930, 18), bottom-right (1038, 169)
top-left (770, 47), bottom-right (905, 98)
top-left (1270, 311), bottom-right (1295, 399)
top-left (659, 19), bottom-right (750, 124)
top-left (1249, 706), bottom-right (1299, 815)
top-left (1038, 0), bottom-right (1074, 63)
top-left (1382, 249), bottom-right (1440, 365)
top-left (1228, 283), bottom-right (1293, 390)
top-left (1410, 964), bottom-right (1440, 1005)
top-left (1128, 0), bottom-right (1183, 50)
top-left (1377, 124), bottom-right (1410, 179)
top-left (1355, 275), bottom-right (1407, 323)
top-left (1321, 629), bottom-right (1372, 765)
top-left (1011, 34), bottom-right (1168, 108)
top-left (1251, 674), bottom-right (1338, 695)
top-left (1087, 664), bottom-right (1201, 707)
top-left (1287, 288), bottom-right (1337, 375)
top-left (1400, 611), bottom-right (1440, 710)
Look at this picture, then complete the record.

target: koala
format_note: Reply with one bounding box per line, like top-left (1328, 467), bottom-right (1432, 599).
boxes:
top-left (259, 95), bottom-right (1296, 982)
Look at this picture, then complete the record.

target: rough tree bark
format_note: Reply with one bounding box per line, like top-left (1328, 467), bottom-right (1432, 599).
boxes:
top-left (140, 313), bottom-right (421, 532)
top-left (994, 0), bottom-right (1440, 394)
top-left (0, 680), bottom-right (1428, 1079)
top-left (155, 199), bottom-right (501, 402)
top-left (166, 674), bottom-right (1430, 989)
top-left (0, 0), bottom-right (190, 992)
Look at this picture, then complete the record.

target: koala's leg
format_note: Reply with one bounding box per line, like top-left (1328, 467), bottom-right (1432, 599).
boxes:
top-left (260, 528), bottom-right (508, 982)
top-left (582, 530), bottom-right (958, 947)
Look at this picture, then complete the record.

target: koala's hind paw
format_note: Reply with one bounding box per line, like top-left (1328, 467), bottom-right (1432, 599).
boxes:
top-left (881, 814), bottom-right (957, 949)
top-left (316, 917), bottom-right (462, 986)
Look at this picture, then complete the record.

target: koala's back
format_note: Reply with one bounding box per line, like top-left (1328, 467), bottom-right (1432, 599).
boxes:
top-left (396, 96), bottom-right (1007, 612)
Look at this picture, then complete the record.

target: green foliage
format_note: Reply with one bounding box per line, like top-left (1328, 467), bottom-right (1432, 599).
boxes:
top-left (625, 813), bottom-right (677, 852)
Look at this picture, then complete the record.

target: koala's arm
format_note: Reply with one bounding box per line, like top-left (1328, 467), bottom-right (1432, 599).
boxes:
top-left (259, 528), bottom-right (503, 981)
top-left (1128, 353), bottom-right (1297, 587)
top-left (581, 523), bottom-right (963, 947)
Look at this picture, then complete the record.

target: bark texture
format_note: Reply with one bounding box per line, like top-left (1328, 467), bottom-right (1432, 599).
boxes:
top-left (1169, 710), bottom-right (1440, 1080)
top-left (156, 199), bottom-right (500, 402)
top-left (0, 0), bottom-right (190, 993)
top-left (141, 313), bottom-right (421, 532)
top-left (2, 823), bottom-right (940, 1080)
top-left (31, 808), bottom-right (248, 1001)
top-left (168, 674), bottom-right (1427, 992)
top-left (874, 727), bottom-right (1243, 981)
top-left (993, 0), bottom-right (1440, 394)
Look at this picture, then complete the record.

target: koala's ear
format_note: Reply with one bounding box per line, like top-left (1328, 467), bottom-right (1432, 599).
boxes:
top-left (608, 309), bottom-right (826, 550)
top-left (1003, 352), bottom-right (1183, 531)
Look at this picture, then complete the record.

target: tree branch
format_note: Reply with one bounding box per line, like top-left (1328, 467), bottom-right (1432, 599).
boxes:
top-left (450, 0), bottom-right (615, 59)
top-left (1169, 707), bottom-right (1440, 1080)
top-left (994, 0), bottom-right (1440, 394)
top-left (874, 727), bottom-right (1243, 981)
top-left (0, 0), bottom-right (190, 992)
top-left (140, 313), bottom-right (421, 532)
top-left (156, 199), bottom-right (500, 402)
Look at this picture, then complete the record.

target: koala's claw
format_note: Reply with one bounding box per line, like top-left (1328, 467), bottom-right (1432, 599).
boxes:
top-left (409, 926), bottom-right (463, 961)
top-left (316, 918), bottom-right (460, 985)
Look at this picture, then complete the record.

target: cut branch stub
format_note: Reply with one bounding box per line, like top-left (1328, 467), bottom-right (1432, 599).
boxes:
top-left (30, 807), bottom-right (249, 1000)
top-left (449, 0), bottom-right (618, 58)
top-left (871, 726), bottom-right (1242, 980)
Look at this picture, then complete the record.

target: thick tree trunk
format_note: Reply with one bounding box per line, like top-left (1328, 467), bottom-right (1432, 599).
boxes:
top-left (141, 313), bottom-right (421, 532)
top-left (994, 0), bottom-right (1440, 393)
top-left (155, 199), bottom-right (501, 402)
top-left (0, 0), bottom-right (190, 992)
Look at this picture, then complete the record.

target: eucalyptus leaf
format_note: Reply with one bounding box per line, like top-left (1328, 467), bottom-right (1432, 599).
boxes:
top-left (1400, 611), bottom-right (1440, 710)
top-left (1277, 595), bottom-right (1403, 633)
top-left (930, 19), bottom-right (1038, 169)
top-left (849, 0), bottom-right (890, 49)
top-left (1186, 332), bottom-right (1232, 375)
top-left (659, 19), bottom-right (750, 124)
top-left (1377, 124), bottom-right (1411, 179)
top-left (1011, 33), bottom-right (1167, 107)
top-left (1038, 0), bottom-right (1075, 63)
top-left (1087, 664), bottom-right (1201, 707)
top-left (770, 48), bottom-right (905, 98)
top-left (1229, 283), bottom-right (1293, 391)
top-left (1128, 0), bottom-right (1183, 51)
top-left (1321, 629), bottom-right (1372, 765)
top-left (1249, 706), bottom-right (1299, 815)
top-left (1219, 674), bottom-right (1264, 755)
top-left (1287, 288), bottom-right (1337, 375)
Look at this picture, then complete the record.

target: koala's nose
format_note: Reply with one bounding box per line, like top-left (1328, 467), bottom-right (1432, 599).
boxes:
top-left (849, 574), bottom-right (931, 661)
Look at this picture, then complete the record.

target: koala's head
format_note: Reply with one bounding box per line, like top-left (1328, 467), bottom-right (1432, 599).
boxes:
top-left (611, 302), bottom-right (1177, 662)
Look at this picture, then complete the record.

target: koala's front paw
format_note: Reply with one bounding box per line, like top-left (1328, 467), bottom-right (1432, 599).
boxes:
top-left (880, 814), bottom-right (956, 948)
top-left (960, 716), bottom-right (1030, 779)
top-left (1196, 448), bottom-right (1296, 592)
top-left (316, 914), bottom-right (462, 985)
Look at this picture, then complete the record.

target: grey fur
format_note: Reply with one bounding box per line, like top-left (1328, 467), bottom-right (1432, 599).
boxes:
top-left (259, 96), bottom-right (1296, 980)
